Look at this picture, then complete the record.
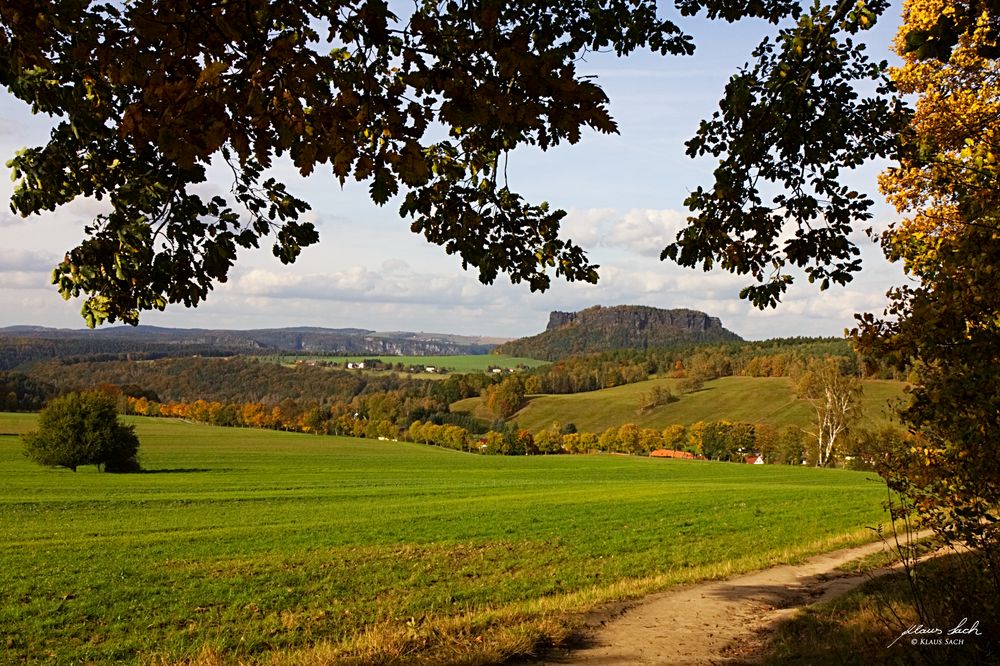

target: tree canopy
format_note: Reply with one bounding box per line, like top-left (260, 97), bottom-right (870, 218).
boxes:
top-left (22, 390), bottom-right (141, 472)
top-left (853, 0), bottom-right (1000, 563)
top-left (1, 0), bottom-right (891, 327)
top-left (668, 0), bottom-right (904, 307)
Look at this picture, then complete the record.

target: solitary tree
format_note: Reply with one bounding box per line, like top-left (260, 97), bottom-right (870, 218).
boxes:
top-left (796, 359), bottom-right (862, 467)
top-left (23, 392), bottom-right (141, 472)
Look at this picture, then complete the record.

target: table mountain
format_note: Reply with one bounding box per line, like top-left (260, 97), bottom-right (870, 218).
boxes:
top-left (494, 305), bottom-right (742, 360)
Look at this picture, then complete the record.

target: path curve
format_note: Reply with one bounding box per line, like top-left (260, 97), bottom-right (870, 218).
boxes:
top-left (524, 539), bottom-right (903, 665)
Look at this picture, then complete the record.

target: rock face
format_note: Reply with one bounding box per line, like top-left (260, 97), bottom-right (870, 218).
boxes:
top-left (546, 306), bottom-right (726, 334)
top-left (495, 305), bottom-right (741, 360)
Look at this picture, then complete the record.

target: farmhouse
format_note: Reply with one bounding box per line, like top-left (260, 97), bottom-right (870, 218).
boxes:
top-left (744, 455), bottom-right (765, 465)
top-left (650, 449), bottom-right (696, 460)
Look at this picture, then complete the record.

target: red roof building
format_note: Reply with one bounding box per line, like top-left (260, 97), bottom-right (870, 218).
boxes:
top-left (650, 449), bottom-right (696, 459)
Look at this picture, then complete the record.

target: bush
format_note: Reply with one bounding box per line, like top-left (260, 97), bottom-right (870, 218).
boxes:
top-left (23, 392), bottom-right (140, 472)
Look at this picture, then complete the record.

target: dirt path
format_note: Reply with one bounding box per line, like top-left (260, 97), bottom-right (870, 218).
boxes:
top-left (523, 539), bottom-right (905, 666)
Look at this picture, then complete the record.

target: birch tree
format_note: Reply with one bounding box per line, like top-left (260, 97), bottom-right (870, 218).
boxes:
top-left (796, 358), bottom-right (862, 467)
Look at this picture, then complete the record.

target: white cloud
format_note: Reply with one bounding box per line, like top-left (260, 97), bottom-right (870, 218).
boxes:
top-left (0, 248), bottom-right (58, 272)
top-left (228, 264), bottom-right (485, 306)
top-left (564, 207), bottom-right (688, 257)
top-left (0, 271), bottom-right (49, 289)
top-left (0, 210), bottom-right (24, 227)
top-left (607, 209), bottom-right (688, 256)
top-left (562, 208), bottom-right (615, 246)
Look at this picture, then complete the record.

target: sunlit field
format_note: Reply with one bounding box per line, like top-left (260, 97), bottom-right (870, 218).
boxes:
top-left (454, 376), bottom-right (906, 434)
top-left (0, 414), bottom-right (890, 664)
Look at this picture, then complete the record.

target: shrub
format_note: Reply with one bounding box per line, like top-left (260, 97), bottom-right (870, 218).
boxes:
top-left (23, 392), bottom-right (140, 472)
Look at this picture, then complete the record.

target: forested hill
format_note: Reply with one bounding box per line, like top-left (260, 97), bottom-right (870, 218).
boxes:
top-left (0, 326), bottom-right (502, 370)
top-left (494, 305), bottom-right (743, 360)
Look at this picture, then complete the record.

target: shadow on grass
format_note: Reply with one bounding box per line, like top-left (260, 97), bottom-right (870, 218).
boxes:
top-left (137, 468), bottom-right (218, 474)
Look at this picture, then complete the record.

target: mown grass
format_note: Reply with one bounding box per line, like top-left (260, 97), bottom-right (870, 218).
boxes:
top-left (454, 376), bottom-right (906, 433)
top-left (0, 413), bottom-right (892, 664)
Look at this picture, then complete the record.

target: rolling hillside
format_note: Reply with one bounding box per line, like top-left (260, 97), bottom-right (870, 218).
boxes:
top-left (453, 376), bottom-right (907, 434)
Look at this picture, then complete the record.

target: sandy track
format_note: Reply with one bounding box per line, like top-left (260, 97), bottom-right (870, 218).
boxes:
top-left (521, 539), bottom-right (900, 665)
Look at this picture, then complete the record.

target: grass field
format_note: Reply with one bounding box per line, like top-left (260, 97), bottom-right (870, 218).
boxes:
top-left (264, 354), bottom-right (548, 374)
top-left (0, 413), bottom-right (892, 664)
top-left (453, 376), bottom-right (907, 433)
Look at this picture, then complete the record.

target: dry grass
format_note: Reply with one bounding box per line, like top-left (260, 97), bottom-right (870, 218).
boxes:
top-left (760, 549), bottom-right (1000, 665)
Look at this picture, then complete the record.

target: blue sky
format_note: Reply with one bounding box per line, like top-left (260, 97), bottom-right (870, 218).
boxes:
top-left (0, 6), bottom-right (906, 340)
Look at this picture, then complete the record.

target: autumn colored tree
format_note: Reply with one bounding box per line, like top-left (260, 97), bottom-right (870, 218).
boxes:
top-left (687, 421), bottom-right (707, 455)
top-left (752, 422), bottom-right (779, 463)
top-left (560, 432), bottom-right (583, 454)
top-left (534, 426), bottom-right (563, 455)
top-left (853, 0), bottom-right (1000, 570)
top-left (638, 428), bottom-right (664, 454)
top-left (796, 358), bottom-right (862, 466)
top-left (662, 424), bottom-right (688, 450)
top-left (577, 432), bottom-right (599, 454)
top-left (616, 423), bottom-right (642, 455)
top-left (482, 430), bottom-right (505, 455)
top-left (483, 376), bottom-right (525, 420)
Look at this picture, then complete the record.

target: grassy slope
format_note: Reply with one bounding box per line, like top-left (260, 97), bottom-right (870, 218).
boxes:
top-left (0, 413), bottom-right (891, 664)
top-left (454, 376), bottom-right (906, 433)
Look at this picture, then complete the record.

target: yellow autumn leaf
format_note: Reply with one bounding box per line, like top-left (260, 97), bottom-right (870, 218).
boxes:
top-left (196, 61), bottom-right (229, 88)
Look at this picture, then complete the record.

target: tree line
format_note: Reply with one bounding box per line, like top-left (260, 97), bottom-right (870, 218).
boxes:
top-left (14, 338), bottom-right (890, 412)
top-left (21, 356), bottom-right (503, 407)
top-left (518, 337), bottom-right (895, 396)
top-left (118, 387), bottom-right (903, 470)
top-left (0, 371), bottom-right (57, 411)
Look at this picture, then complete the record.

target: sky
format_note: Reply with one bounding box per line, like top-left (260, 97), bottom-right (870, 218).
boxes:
top-left (0, 6), bottom-right (907, 341)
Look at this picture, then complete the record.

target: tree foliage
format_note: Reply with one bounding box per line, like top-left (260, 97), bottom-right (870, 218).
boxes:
top-left (482, 375), bottom-right (526, 419)
top-left (671, 0), bottom-right (1000, 582)
top-left (0, 0), bottom-right (756, 327)
top-left (853, 0), bottom-right (1000, 566)
top-left (1, 0), bottom-right (907, 326)
top-left (23, 391), bottom-right (140, 472)
top-left (667, 0), bottom-right (906, 307)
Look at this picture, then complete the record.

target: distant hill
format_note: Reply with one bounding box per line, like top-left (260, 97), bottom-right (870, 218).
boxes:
top-left (0, 325), bottom-right (503, 370)
top-left (494, 305), bottom-right (743, 360)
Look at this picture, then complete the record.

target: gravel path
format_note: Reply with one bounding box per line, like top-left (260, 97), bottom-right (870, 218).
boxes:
top-left (522, 539), bottom-right (899, 665)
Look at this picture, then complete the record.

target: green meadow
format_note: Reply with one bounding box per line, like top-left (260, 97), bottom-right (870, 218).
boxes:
top-left (0, 413), bottom-right (891, 664)
top-left (455, 376), bottom-right (907, 434)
